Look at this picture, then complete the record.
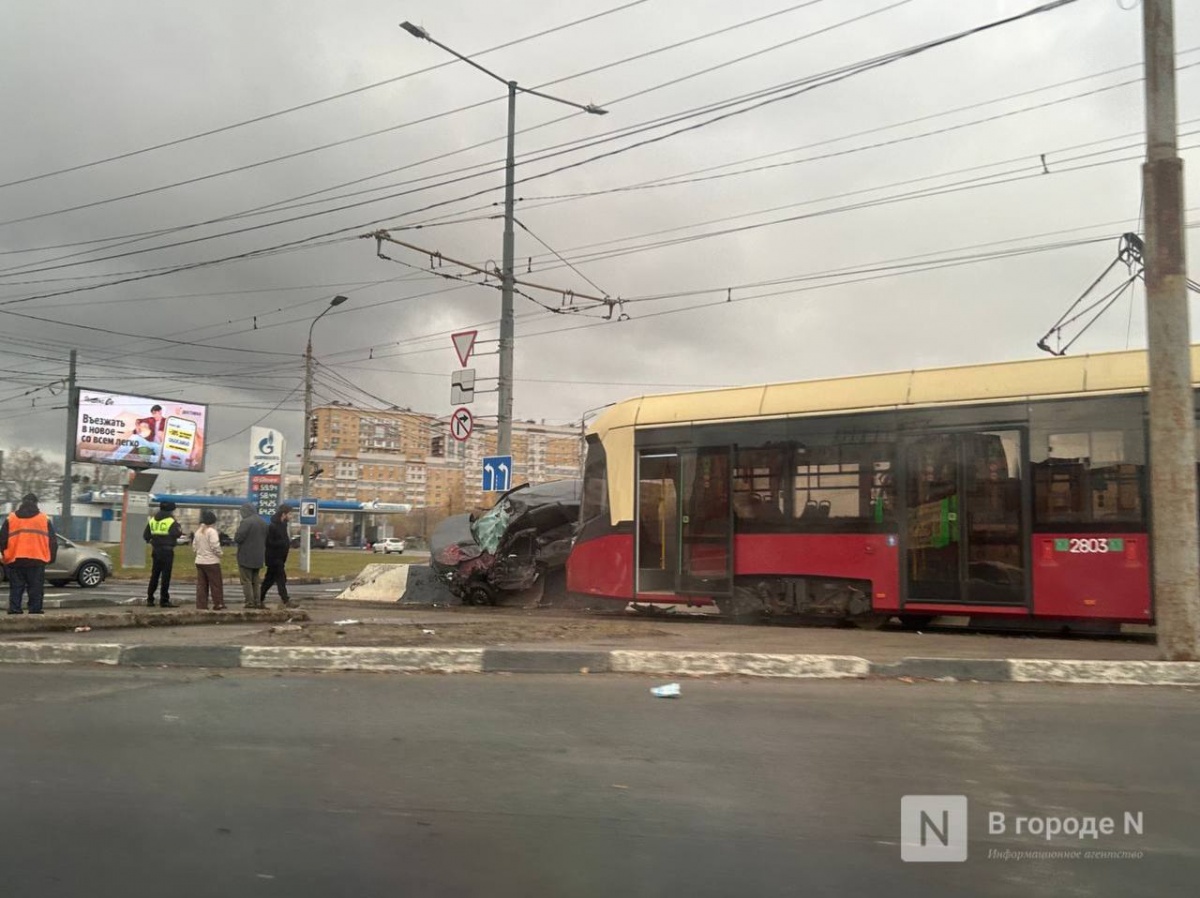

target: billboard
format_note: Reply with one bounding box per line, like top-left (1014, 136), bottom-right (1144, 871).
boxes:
top-left (74, 388), bottom-right (208, 472)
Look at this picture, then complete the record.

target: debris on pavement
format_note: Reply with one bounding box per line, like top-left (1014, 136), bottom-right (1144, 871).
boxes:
top-left (269, 624), bottom-right (303, 634)
top-left (73, 626), bottom-right (92, 633)
top-left (334, 619), bottom-right (361, 626)
top-left (421, 628), bottom-right (436, 635)
top-left (650, 682), bottom-right (681, 699)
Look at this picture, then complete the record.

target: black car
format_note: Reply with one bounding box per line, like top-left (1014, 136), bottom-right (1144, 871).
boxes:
top-left (430, 479), bottom-right (581, 605)
top-left (289, 532), bottom-right (332, 548)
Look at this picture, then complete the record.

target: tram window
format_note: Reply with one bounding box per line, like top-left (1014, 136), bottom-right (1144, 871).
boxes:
top-left (1033, 430), bottom-right (1144, 526)
top-left (733, 447), bottom-right (787, 524)
top-left (793, 442), bottom-right (895, 529)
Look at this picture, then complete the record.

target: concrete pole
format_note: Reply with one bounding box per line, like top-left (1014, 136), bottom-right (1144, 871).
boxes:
top-left (497, 80), bottom-right (518, 460)
top-left (300, 338), bottom-right (313, 574)
top-left (59, 349), bottom-right (77, 538)
top-left (1142, 0), bottom-right (1200, 661)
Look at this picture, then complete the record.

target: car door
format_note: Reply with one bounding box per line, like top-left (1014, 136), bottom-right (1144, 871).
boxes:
top-left (49, 536), bottom-right (78, 579)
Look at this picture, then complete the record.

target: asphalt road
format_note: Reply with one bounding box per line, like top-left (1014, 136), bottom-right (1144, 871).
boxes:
top-left (0, 670), bottom-right (1194, 897)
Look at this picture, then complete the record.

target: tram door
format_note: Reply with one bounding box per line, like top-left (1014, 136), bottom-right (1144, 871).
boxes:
top-left (904, 431), bottom-right (1027, 606)
top-left (679, 447), bottom-right (733, 595)
top-left (636, 452), bottom-right (680, 593)
top-left (636, 448), bottom-right (733, 596)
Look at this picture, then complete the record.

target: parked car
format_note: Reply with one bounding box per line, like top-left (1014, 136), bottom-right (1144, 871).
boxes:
top-left (430, 480), bottom-right (581, 605)
top-left (289, 532), bottom-right (332, 549)
top-left (0, 535), bottom-right (112, 588)
top-left (373, 537), bottom-right (407, 555)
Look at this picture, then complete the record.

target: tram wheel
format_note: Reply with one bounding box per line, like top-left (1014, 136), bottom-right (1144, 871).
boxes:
top-left (851, 614), bottom-right (890, 630)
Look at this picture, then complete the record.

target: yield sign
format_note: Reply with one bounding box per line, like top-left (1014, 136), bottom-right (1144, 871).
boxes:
top-left (449, 406), bottom-right (474, 442)
top-left (451, 330), bottom-right (478, 367)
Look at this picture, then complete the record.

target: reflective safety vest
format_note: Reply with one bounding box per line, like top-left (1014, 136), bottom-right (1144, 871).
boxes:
top-left (3, 512), bottom-right (52, 564)
top-left (149, 516), bottom-right (176, 537)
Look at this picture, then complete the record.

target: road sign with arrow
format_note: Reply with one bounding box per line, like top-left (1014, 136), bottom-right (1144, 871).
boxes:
top-left (482, 455), bottom-right (512, 492)
top-left (450, 407), bottom-right (474, 442)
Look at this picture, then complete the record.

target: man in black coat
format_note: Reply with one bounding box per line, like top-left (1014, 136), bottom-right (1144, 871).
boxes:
top-left (261, 505), bottom-right (296, 609)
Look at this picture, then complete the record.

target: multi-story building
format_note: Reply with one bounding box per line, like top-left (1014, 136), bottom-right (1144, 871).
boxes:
top-left (307, 403), bottom-right (581, 518)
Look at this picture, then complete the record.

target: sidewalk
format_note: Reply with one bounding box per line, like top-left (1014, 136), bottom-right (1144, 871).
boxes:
top-left (3, 599), bottom-right (1196, 685)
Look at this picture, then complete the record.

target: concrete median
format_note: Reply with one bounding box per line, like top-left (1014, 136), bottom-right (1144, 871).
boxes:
top-left (1, 640), bottom-right (1197, 686)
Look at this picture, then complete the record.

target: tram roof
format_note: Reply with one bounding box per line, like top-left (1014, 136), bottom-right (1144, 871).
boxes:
top-left (589, 345), bottom-right (1200, 440)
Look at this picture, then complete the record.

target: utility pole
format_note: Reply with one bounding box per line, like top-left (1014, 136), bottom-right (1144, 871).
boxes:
top-left (300, 295), bottom-right (347, 573)
top-left (1142, 0), bottom-right (1199, 661)
top-left (498, 80), bottom-right (518, 460)
top-left (397, 22), bottom-right (607, 460)
top-left (300, 337), bottom-right (314, 574)
top-left (59, 349), bottom-right (77, 539)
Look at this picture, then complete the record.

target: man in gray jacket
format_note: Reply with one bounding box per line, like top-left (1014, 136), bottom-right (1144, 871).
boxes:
top-left (234, 503), bottom-right (268, 609)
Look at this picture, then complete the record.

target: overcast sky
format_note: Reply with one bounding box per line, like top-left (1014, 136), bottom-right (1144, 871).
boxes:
top-left (0, 0), bottom-right (1197, 487)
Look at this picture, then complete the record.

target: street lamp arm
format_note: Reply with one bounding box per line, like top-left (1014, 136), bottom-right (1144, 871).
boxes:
top-left (399, 22), bottom-right (607, 114)
top-left (517, 85), bottom-right (608, 115)
top-left (400, 23), bottom-right (511, 89)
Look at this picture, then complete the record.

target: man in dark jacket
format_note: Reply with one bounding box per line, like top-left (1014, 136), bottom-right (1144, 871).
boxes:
top-left (235, 503), bottom-right (268, 609)
top-left (143, 500), bottom-right (182, 607)
top-left (0, 493), bottom-right (58, 615)
top-left (261, 505), bottom-right (295, 609)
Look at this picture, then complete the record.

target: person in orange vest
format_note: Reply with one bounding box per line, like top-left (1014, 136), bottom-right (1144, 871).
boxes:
top-left (0, 493), bottom-right (58, 615)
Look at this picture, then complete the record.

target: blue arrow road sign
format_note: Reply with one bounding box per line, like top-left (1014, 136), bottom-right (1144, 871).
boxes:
top-left (482, 455), bottom-right (513, 492)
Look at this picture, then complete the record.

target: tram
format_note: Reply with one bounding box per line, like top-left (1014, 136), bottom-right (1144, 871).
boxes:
top-left (565, 347), bottom-right (1200, 627)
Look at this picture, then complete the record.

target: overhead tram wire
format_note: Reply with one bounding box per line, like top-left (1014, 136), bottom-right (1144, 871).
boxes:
top-left (360, 134), bottom-right (1184, 321)
top-left (0, 2), bottom-right (1099, 379)
top-left (0, 0), bottom-right (838, 265)
top-left (0, 0), bottom-right (655, 191)
top-left (0, 0), bottom-right (1074, 289)
top-left (328, 215), bottom-right (1200, 368)
top-left (205, 383), bottom-right (303, 448)
top-left (146, 130), bottom-right (1197, 370)
top-left (0, 0), bottom-right (904, 280)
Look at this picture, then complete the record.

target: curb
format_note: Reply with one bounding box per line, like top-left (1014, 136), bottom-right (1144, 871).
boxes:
top-left (0, 644), bottom-right (1196, 685)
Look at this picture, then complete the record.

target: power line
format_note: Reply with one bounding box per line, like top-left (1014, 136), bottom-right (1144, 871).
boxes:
top-left (0, 0), bottom-right (655, 191)
top-left (0, 0), bottom-right (1058, 291)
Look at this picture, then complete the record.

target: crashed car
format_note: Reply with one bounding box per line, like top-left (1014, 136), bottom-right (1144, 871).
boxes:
top-left (430, 479), bottom-right (581, 605)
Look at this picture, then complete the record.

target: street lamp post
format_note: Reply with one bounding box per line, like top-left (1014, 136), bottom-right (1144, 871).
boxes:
top-left (300, 295), bottom-right (348, 574)
top-left (399, 22), bottom-right (607, 459)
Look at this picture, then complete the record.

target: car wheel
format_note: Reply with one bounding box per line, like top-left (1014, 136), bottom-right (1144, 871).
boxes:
top-left (464, 581), bottom-right (497, 606)
top-left (77, 561), bottom-right (105, 588)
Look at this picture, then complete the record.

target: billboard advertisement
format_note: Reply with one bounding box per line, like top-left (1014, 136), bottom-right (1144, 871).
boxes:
top-left (248, 427), bottom-right (285, 516)
top-left (74, 388), bottom-right (208, 471)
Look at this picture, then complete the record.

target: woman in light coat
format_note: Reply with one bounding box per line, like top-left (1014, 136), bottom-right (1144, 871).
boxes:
top-left (192, 510), bottom-right (225, 610)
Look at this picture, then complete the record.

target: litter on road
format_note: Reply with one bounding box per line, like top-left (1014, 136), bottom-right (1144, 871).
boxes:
top-left (334, 619), bottom-right (361, 626)
top-left (650, 683), bottom-right (681, 698)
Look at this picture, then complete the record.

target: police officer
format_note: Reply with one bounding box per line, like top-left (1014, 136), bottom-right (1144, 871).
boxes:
top-left (143, 500), bottom-right (182, 607)
top-left (0, 493), bottom-right (57, 615)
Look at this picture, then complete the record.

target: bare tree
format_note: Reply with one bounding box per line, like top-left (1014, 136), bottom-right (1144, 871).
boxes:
top-left (1, 449), bottom-right (59, 502)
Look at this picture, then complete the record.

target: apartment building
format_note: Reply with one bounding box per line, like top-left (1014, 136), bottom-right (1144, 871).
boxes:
top-left (307, 402), bottom-right (580, 514)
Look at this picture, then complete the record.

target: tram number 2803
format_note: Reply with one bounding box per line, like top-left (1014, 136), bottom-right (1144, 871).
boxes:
top-left (1057, 537), bottom-right (1124, 554)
